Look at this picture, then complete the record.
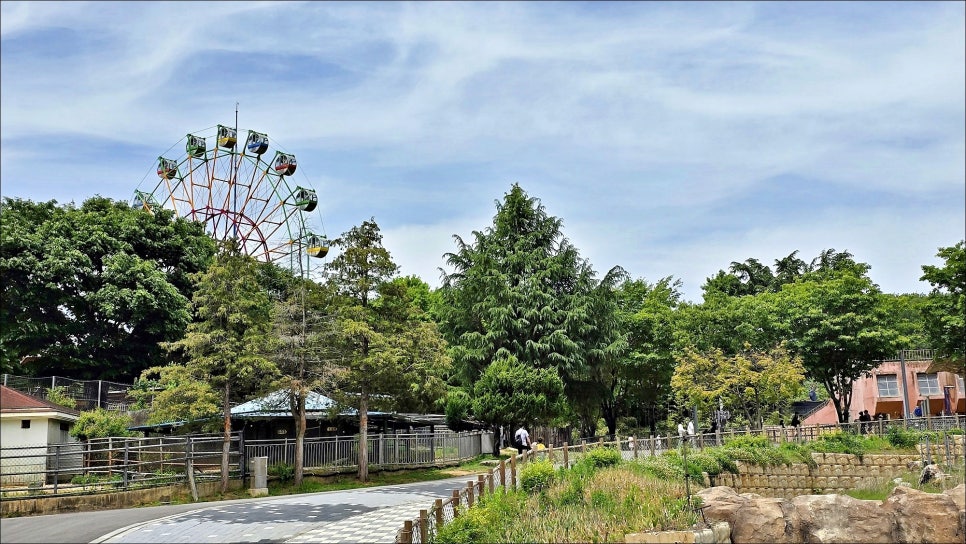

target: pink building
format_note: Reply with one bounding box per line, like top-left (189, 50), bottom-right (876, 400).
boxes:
top-left (803, 350), bottom-right (966, 425)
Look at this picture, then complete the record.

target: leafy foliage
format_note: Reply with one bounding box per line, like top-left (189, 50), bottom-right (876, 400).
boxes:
top-left (440, 184), bottom-right (625, 435)
top-left (70, 409), bottom-right (135, 440)
top-left (920, 241), bottom-right (966, 371)
top-left (582, 447), bottom-right (623, 469)
top-left (0, 197), bottom-right (215, 379)
top-left (520, 459), bottom-right (556, 493)
top-left (45, 386), bottom-right (77, 409)
top-left (671, 343), bottom-right (804, 429)
top-left (471, 355), bottom-right (566, 431)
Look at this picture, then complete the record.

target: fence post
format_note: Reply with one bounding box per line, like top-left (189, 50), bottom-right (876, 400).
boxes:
top-left (451, 489), bottom-right (461, 518)
top-left (53, 444), bottom-right (60, 493)
top-left (650, 436), bottom-right (656, 456)
top-left (598, 437), bottom-right (604, 449)
top-left (466, 481), bottom-right (475, 507)
top-left (563, 442), bottom-right (569, 469)
top-left (239, 428), bottom-right (247, 486)
top-left (581, 439), bottom-right (587, 456)
top-left (123, 439), bottom-right (130, 489)
top-left (435, 498), bottom-right (444, 528)
top-left (633, 436), bottom-right (639, 459)
top-left (401, 519), bottom-right (413, 544)
top-left (419, 509), bottom-right (429, 543)
top-left (477, 474), bottom-right (486, 497)
top-left (186, 437), bottom-right (198, 501)
top-left (487, 471), bottom-right (494, 494)
top-left (510, 455), bottom-right (517, 489)
top-left (499, 458), bottom-right (506, 488)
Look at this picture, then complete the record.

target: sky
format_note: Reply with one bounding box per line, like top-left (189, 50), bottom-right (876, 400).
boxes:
top-left (1, 1), bottom-right (963, 302)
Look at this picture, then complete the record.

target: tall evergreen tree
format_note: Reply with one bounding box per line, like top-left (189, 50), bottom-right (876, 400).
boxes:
top-left (440, 184), bottom-right (624, 437)
top-left (162, 240), bottom-right (279, 492)
top-left (326, 219), bottom-right (450, 481)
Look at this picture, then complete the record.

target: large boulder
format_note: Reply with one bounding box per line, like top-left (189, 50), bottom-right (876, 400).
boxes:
top-left (945, 483), bottom-right (966, 512)
top-left (788, 493), bottom-right (893, 543)
top-left (885, 485), bottom-right (963, 543)
top-left (697, 487), bottom-right (793, 543)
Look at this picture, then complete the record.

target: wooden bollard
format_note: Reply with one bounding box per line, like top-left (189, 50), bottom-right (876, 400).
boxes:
top-left (419, 509), bottom-right (429, 544)
top-left (548, 443), bottom-right (554, 464)
top-left (467, 481), bottom-right (475, 507)
top-left (581, 439), bottom-right (587, 455)
top-left (451, 489), bottom-right (460, 517)
top-left (563, 442), bottom-right (569, 468)
top-left (402, 520), bottom-right (413, 544)
top-left (499, 458), bottom-right (506, 488)
top-left (478, 474), bottom-right (486, 497)
top-left (487, 471), bottom-right (494, 494)
top-left (650, 435), bottom-right (656, 456)
top-left (435, 498), bottom-right (444, 528)
top-left (632, 435), bottom-right (639, 459)
top-left (510, 454), bottom-right (517, 488)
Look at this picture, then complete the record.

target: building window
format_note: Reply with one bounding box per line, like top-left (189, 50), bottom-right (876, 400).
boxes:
top-left (876, 374), bottom-right (899, 397)
top-left (957, 375), bottom-right (965, 394)
top-left (60, 422), bottom-right (71, 432)
top-left (21, 420), bottom-right (30, 429)
top-left (917, 373), bottom-right (940, 396)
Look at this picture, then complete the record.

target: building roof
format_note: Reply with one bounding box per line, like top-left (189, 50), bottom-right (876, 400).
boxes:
top-left (0, 384), bottom-right (80, 418)
top-left (232, 389), bottom-right (338, 417)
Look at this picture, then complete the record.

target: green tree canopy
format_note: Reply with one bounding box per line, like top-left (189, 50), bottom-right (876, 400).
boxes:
top-left (471, 355), bottom-right (566, 440)
top-left (161, 240), bottom-right (279, 491)
top-left (920, 241), bottom-right (965, 372)
top-left (325, 218), bottom-right (450, 481)
top-left (440, 184), bottom-right (624, 436)
top-left (778, 270), bottom-right (900, 422)
top-left (0, 197), bottom-right (216, 379)
top-left (671, 344), bottom-right (805, 429)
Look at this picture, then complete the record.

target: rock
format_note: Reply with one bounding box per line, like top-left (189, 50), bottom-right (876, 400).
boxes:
top-left (886, 485), bottom-right (961, 544)
top-left (944, 483), bottom-right (965, 512)
top-left (918, 463), bottom-right (944, 485)
top-left (788, 493), bottom-right (893, 543)
top-left (906, 460), bottom-right (922, 470)
top-left (730, 496), bottom-right (790, 543)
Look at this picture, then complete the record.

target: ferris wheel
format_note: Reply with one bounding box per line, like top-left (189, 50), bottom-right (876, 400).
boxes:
top-left (133, 124), bottom-right (328, 267)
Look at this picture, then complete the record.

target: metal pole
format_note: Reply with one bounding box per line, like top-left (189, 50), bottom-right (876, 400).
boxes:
top-left (899, 350), bottom-right (911, 419)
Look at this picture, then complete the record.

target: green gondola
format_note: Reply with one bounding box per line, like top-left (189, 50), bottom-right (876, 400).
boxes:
top-left (294, 186), bottom-right (318, 212)
top-left (186, 134), bottom-right (206, 158)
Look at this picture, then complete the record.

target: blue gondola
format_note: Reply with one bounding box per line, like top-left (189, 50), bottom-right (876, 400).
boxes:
top-left (246, 131), bottom-right (269, 155)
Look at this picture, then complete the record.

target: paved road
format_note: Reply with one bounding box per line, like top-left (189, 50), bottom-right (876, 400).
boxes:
top-left (0, 476), bottom-right (475, 544)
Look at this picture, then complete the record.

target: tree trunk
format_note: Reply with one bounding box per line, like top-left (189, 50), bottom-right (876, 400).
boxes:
top-left (358, 391), bottom-right (369, 482)
top-left (492, 427), bottom-right (501, 456)
top-left (294, 389), bottom-right (306, 487)
top-left (221, 381), bottom-right (231, 493)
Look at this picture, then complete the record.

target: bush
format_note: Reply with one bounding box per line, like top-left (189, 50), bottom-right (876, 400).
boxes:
top-left (813, 431), bottom-right (867, 457)
top-left (70, 409), bottom-right (135, 440)
top-left (520, 460), bottom-right (556, 493)
top-left (723, 434), bottom-right (771, 449)
top-left (46, 386), bottom-right (77, 409)
top-left (268, 463), bottom-right (295, 483)
top-left (583, 446), bottom-right (622, 468)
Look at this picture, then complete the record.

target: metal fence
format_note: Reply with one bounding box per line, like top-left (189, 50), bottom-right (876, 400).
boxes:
top-left (1, 374), bottom-right (137, 411)
top-left (0, 431), bottom-right (485, 499)
top-left (244, 432), bottom-right (483, 470)
top-left (0, 434), bottom-right (235, 497)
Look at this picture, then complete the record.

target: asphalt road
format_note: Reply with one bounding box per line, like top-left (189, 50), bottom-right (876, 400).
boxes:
top-left (0, 476), bottom-right (474, 544)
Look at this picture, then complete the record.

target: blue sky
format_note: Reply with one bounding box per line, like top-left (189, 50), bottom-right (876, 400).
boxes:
top-left (1, 1), bottom-right (963, 301)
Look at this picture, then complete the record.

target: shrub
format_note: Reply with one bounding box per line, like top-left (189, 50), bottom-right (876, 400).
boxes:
top-left (583, 446), bottom-right (622, 468)
top-left (723, 434), bottom-right (771, 449)
top-left (520, 460), bottom-right (555, 493)
top-left (70, 409), bottom-right (135, 440)
top-left (813, 431), bottom-right (867, 457)
top-left (268, 463), bottom-right (295, 483)
top-left (46, 386), bottom-right (77, 409)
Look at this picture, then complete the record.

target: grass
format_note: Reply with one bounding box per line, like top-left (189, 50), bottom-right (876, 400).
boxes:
top-left (436, 454), bottom-right (699, 544)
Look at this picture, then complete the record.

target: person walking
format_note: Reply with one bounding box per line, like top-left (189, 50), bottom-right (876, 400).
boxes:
top-left (677, 421), bottom-right (686, 447)
top-left (514, 425), bottom-right (531, 455)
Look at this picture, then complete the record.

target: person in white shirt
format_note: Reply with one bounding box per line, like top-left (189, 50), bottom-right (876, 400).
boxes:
top-left (514, 426), bottom-right (531, 454)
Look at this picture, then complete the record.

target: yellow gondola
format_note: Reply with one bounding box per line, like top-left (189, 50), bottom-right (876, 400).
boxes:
top-left (305, 234), bottom-right (329, 258)
top-left (217, 125), bottom-right (237, 149)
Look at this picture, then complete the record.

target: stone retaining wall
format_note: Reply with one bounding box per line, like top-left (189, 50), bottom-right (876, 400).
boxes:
top-left (709, 452), bottom-right (941, 497)
top-left (1, 480), bottom-right (244, 517)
